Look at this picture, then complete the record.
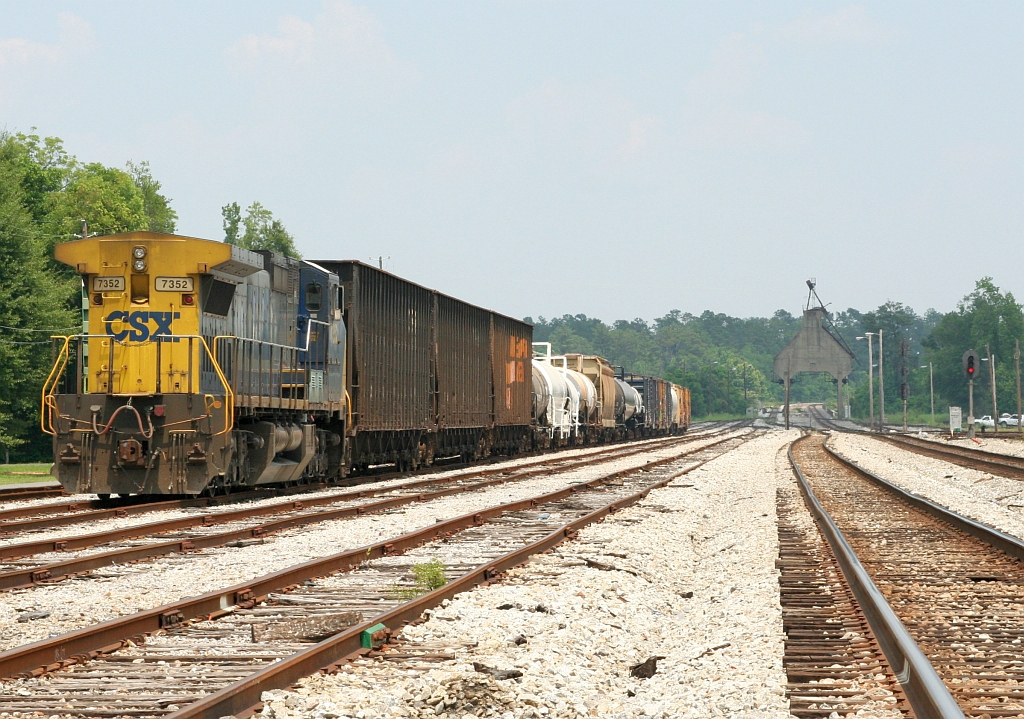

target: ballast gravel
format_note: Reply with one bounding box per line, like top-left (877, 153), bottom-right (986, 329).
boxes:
top-left (0, 431), bottom-right (742, 651)
top-left (829, 432), bottom-right (1024, 542)
top-left (259, 430), bottom-right (798, 719)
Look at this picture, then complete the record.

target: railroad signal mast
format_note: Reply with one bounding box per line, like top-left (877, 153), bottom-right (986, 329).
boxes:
top-left (963, 349), bottom-right (980, 438)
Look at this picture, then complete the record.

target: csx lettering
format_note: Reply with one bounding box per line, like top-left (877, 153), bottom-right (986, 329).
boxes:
top-left (105, 311), bottom-right (181, 342)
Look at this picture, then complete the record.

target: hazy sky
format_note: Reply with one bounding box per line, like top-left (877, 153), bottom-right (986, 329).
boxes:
top-left (1, 2), bottom-right (1021, 322)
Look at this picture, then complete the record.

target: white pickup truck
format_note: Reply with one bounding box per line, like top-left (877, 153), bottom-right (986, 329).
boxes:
top-left (975, 415), bottom-right (995, 430)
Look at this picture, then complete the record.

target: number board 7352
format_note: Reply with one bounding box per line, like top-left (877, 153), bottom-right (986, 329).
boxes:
top-left (155, 277), bottom-right (194, 292)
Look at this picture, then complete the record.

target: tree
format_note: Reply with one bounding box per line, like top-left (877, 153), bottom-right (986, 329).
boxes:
top-left (222, 201), bottom-right (300, 257)
top-left (126, 161), bottom-right (177, 233)
top-left (222, 202), bottom-right (241, 245)
top-left (924, 278), bottom-right (1024, 416)
top-left (45, 162), bottom-right (149, 246)
top-left (0, 134), bottom-right (79, 460)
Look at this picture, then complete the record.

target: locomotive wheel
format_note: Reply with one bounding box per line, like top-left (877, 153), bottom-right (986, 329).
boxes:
top-left (96, 493), bottom-right (111, 500)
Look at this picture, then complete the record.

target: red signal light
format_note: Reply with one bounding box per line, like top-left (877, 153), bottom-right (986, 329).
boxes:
top-left (181, 294), bottom-right (195, 306)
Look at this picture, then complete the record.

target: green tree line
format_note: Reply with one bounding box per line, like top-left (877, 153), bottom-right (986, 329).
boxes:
top-left (530, 277), bottom-right (1021, 423)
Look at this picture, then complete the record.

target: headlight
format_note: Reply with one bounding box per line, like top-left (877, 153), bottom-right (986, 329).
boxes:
top-left (133, 259), bottom-right (146, 272)
top-left (132, 246), bottom-right (147, 259)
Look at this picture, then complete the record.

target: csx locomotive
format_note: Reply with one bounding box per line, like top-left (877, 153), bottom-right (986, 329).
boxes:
top-left (43, 231), bottom-right (689, 497)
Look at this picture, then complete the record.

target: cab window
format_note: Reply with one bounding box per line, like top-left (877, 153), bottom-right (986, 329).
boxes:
top-left (305, 282), bottom-right (323, 312)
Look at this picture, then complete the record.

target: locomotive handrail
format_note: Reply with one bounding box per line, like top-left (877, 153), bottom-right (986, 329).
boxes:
top-left (40, 334), bottom-right (234, 437)
top-left (40, 335), bottom-right (73, 436)
top-left (212, 320), bottom-right (333, 409)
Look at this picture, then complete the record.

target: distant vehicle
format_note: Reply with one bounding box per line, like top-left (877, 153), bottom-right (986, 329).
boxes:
top-left (999, 414), bottom-right (1020, 427)
top-left (975, 415), bottom-right (995, 430)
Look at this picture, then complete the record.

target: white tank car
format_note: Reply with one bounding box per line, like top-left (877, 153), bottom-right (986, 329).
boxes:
top-left (564, 368), bottom-right (597, 425)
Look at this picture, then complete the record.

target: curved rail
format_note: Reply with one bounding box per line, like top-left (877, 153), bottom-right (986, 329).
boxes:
top-left (788, 434), bottom-right (965, 719)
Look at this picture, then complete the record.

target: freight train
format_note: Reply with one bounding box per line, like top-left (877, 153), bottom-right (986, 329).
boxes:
top-left (42, 231), bottom-right (690, 497)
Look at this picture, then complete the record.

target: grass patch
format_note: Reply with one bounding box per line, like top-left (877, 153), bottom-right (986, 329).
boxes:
top-left (0, 464), bottom-right (52, 484)
top-left (389, 559), bottom-right (448, 600)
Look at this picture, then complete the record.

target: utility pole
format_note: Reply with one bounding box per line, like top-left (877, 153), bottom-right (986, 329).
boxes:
top-left (857, 333), bottom-right (876, 431)
top-left (878, 329), bottom-right (886, 431)
top-left (1016, 340), bottom-right (1021, 434)
top-left (707, 363), bottom-right (715, 417)
top-left (743, 364), bottom-right (748, 414)
top-left (929, 362), bottom-right (935, 426)
top-left (987, 344), bottom-right (997, 431)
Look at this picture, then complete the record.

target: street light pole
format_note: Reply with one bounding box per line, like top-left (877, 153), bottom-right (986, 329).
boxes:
top-left (878, 329), bottom-right (886, 431)
top-left (923, 362), bottom-right (934, 426)
top-left (1016, 340), bottom-right (1021, 434)
top-left (987, 344), bottom-right (998, 431)
top-left (857, 334), bottom-right (876, 432)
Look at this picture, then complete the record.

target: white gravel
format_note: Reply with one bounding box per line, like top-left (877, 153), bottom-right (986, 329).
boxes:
top-left (259, 429), bottom-right (797, 719)
top-left (829, 432), bottom-right (1024, 543)
top-left (0, 432), bottom-right (744, 652)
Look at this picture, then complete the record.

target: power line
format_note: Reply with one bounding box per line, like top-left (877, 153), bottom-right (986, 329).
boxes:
top-left (0, 338), bottom-right (54, 345)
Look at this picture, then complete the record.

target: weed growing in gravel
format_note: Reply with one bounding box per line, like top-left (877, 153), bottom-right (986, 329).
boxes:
top-left (389, 559), bottom-right (448, 599)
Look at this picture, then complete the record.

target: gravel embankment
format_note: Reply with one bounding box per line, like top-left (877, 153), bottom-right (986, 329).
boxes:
top-left (0, 432), bottom-right (741, 652)
top-left (830, 433), bottom-right (1024, 542)
top-left (260, 430), bottom-right (797, 719)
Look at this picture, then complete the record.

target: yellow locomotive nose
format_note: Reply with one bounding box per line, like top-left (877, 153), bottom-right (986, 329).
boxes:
top-left (56, 232), bottom-right (222, 395)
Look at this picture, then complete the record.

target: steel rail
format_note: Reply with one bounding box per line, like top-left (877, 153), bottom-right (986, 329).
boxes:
top-left (0, 483), bottom-right (64, 501)
top-left (0, 433), bottom-right (741, 590)
top-left (163, 443), bottom-right (738, 719)
top-left (877, 433), bottom-right (1024, 480)
top-left (0, 486), bottom-right (314, 533)
top-left (0, 433), bottom-right (748, 680)
top-left (788, 434), bottom-right (966, 719)
top-left (0, 430), bottom-right (723, 563)
top-left (0, 423), bottom-right (729, 532)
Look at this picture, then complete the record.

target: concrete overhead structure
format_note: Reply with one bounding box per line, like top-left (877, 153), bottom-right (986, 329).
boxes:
top-left (774, 301), bottom-right (855, 430)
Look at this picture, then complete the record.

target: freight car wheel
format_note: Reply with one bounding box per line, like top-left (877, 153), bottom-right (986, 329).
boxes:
top-left (96, 493), bottom-right (110, 500)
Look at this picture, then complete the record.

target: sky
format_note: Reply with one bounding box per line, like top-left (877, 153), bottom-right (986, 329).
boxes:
top-left (1, 2), bottom-right (1021, 323)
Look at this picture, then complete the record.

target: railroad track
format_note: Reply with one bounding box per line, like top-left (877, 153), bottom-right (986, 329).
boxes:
top-left (789, 432), bottom-right (1024, 718)
top-left (776, 483), bottom-right (909, 717)
top-left (0, 429), bottom-right (747, 591)
top-left (878, 433), bottom-right (1024, 481)
top-left (0, 422), bottom-right (745, 533)
top-left (0, 429), bottom-right (760, 717)
top-left (0, 483), bottom-right (65, 503)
